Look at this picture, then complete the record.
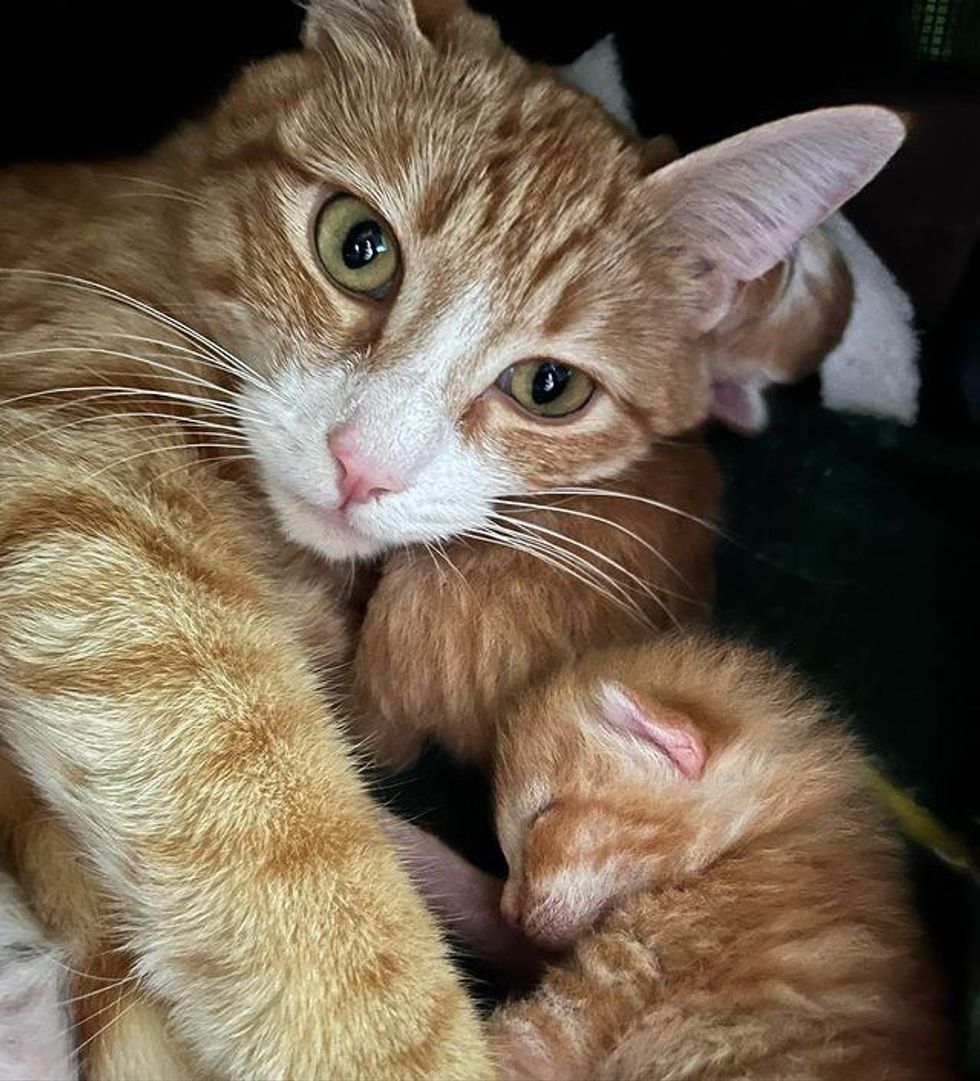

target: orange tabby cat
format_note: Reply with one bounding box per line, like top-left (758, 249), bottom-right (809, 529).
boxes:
top-left (0, 0), bottom-right (906, 1072)
top-left (487, 635), bottom-right (951, 1080)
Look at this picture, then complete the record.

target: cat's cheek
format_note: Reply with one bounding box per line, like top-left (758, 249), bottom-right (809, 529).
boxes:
top-left (463, 391), bottom-right (649, 493)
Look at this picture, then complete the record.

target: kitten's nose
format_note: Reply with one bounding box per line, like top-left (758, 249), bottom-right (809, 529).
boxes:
top-left (329, 429), bottom-right (404, 509)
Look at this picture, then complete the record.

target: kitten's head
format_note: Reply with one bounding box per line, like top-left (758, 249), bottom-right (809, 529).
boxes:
top-left (179, 0), bottom-right (904, 561)
top-left (493, 637), bottom-right (853, 949)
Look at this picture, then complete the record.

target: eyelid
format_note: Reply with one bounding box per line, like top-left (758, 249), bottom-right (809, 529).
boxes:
top-left (485, 381), bottom-right (604, 426)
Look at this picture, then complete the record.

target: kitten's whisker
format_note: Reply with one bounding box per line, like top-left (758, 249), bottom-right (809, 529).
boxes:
top-left (432, 538), bottom-right (471, 593)
top-left (5, 412), bottom-right (251, 453)
top-left (40, 969), bottom-right (141, 1054)
top-left (492, 512), bottom-right (682, 628)
top-left (505, 530), bottom-right (658, 628)
top-left (1, 387), bottom-right (253, 438)
top-left (495, 498), bottom-right (696, 594)
top-left (14, 336), bottom-right (260, 404)
top-left (60, 972), bottom-right (140, 1007)
top-left (106, 192), bottom-right (206, 206)
top-left (47, 957), bottom-right (135, 985)
top-left (90, 171), bottom-right (206, 204)
top-left (85, 440), bottom-right (252, 482)
top-left (0, 344), bottom-right (260, 416)
top-left (0, 383), bottom-right (255, 422)
top-left (421, 542), bottom-right (446, 584)
top-left (147, 452), bottom-right (256, 489)
top-left (490, 515), bottom-right (668, 620)
top-left (69, 983), bottom-right (145, 1064)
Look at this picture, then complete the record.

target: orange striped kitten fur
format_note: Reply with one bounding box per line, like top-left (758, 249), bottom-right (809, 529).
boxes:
top-left (0, 0), bottom-right (907, 1072)
top-left (488, 635), bottom-right (951, 1080)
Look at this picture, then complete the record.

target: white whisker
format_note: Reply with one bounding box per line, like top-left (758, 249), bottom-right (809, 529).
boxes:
top-left (85, 440), bottom-right (252, 482)
top-left (0, 382), bottom-right (258, 421)
top-left (494, 513), bottom-right (680, 629)
top-left (530, 486), bottom-right (722, 536)
top-left (496, 497), bottom-right (696, 593)
top-left (147, 451), bottom-right (256, 489)
top-left (90, 171), bottom-right (206, 204)
top-left (462, 526), bottom-right (651, 628)
top-left (69, 982), bottom-right (145, 1064)
top-left (5, 411), bottom-right (250, 453)
top-left (0, 343), bottom-right (265, 419)
top-left (0, 268), bottom-right (282, 403)
top-left (490, 517), bottom-right (670, 628)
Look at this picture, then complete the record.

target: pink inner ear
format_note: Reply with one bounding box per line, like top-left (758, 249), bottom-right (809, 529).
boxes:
top-left (710, 380), bottom-right (769, 434)
top-left (598, 684), bottom-right (706, 780)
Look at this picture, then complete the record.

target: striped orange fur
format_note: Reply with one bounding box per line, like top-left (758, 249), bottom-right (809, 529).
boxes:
top-left (0, 0), bottom-right (909, 1076)
top-left (488, 635), bottom-right (952, 1080)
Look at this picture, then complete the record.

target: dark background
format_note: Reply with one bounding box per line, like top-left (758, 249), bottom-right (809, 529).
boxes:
top-left (2, 0), bottom-right (979, 426)
top-left (2, 0), bottom-right (978, 1071)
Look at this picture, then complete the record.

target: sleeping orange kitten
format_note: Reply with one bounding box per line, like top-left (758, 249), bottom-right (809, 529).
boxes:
top-left (0, 0), bottom-right (907, 1073)
top-left (487, 635), bottom-right (951, 1080)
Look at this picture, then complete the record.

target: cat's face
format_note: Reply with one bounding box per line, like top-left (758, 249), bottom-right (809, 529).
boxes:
top-left (178, 0), bottom-right (903, 562)
top-left (184, 9), bottom-right (693, 561)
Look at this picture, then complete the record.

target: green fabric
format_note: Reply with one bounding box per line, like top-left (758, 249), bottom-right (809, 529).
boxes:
top-left (710, 394), bottom-right (978, 1076)
top-left (711, 396), bottom-right (977, 833)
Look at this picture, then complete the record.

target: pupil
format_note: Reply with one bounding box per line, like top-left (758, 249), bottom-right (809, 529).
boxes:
top-left (342, 221), bottom-right (387, 270)
top-left (532, 363), bottom-right (570, 405)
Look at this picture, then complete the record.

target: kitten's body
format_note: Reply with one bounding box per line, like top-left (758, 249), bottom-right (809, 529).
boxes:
top-left (489, 637), bottom-right (950, 1080)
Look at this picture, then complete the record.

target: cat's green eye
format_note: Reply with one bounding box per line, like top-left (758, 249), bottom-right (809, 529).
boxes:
top-left (314, 194), bottom-right (400, 298)
top-left (498, 360), bottom-right (595, 418)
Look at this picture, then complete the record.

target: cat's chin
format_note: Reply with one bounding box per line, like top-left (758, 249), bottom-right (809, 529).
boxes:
top-left (272, 490), bottom-right (389, 562)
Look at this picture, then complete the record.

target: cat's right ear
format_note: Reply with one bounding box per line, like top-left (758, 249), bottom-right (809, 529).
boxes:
top-left (595, 683), bottom-right (706, 780)
top-left (301, 0), bottom-right (467, 51)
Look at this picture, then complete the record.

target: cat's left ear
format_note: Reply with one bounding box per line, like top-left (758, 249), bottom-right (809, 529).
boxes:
top-left (640, 106), bottom-right (905, 432)
top-left (595, 683), bottom-right (706, 780)
top-left (301, 0), bottom-right (467, 50)
top-left (644, 107), bottom-right (905, 332)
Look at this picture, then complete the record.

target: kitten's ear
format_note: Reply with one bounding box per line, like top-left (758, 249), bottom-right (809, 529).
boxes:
top-left (596, 683), bottom-right (706, 780)
top-left (301, 0), bottom-right (467, 50)
top-left (645, 106), bottom-right (906, 331)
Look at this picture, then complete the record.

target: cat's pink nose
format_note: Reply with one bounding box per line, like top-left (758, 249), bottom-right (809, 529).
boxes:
top-left (329, 430), bottom-right (404, 509)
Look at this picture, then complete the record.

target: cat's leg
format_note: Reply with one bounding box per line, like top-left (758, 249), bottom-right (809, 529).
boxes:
top-left (2, 763), bottom-right (198, 1081)
top-left (0, 417), bottom-right (492, 1080)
